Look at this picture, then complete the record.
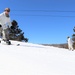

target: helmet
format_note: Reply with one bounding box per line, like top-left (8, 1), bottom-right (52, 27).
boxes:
top-left (4, 8), bottom-right (10, 12)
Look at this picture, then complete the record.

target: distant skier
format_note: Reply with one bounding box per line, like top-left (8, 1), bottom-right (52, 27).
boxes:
top-left (67, 37), bottom-right (74, 50)
top-left (0, 8), bottom-right (12, 45)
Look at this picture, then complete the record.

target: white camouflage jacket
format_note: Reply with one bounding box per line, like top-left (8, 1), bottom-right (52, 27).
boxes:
top-left (0, 12), bottom-right (12, 30)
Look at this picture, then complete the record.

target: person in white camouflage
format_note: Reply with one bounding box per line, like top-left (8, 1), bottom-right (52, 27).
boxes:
top-left (0, 8), bottom-right (12, 45)
top-left (67, 37), bottom-right (74, 51)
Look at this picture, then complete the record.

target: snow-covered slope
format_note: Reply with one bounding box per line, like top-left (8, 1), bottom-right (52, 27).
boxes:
top-left (0, 40), bottom-right (75, 75)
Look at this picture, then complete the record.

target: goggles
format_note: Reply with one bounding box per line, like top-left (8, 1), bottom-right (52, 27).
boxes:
top-left (5, 10), bottom-right (10, 12)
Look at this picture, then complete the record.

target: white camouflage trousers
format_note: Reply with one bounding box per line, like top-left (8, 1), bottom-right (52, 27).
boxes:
top-left (0, 27), bottom-right (9, 41)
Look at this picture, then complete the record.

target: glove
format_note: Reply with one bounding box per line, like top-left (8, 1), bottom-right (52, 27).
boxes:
top-left (0, 24), bottom-right (2, 27)
top-left (11, 26), bottom-right (14, 29)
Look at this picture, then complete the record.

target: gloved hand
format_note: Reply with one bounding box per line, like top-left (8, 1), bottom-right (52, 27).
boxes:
top-left (0, 24), bottom-right (2, 27)
top-left (11, 26), bottom-right (14, 29)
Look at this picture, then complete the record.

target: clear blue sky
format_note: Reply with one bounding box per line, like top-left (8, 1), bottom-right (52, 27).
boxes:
top-left (0, 0), bottom-right (75, 44)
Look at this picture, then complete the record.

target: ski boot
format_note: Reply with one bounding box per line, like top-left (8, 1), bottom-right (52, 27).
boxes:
top-left (6, 40), bottom-right (11, 45)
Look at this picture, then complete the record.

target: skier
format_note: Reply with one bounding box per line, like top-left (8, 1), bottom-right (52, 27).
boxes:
top-left (67, 37), bottom-right (74, 51)
top-left (0, 8), bottom-right (12, 45)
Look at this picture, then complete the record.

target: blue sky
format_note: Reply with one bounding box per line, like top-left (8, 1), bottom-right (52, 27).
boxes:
top-left (0, 0), bottom-right (75, 44)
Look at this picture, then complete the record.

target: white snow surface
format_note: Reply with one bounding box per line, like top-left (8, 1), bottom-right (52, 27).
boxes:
top-left (0, 40), bottom-right (75, 75)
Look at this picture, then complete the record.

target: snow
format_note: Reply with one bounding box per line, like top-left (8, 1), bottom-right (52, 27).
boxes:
top-left (0, 40), bottom-right (75, 75)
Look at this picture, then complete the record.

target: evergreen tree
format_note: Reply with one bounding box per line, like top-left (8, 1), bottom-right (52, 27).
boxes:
top-left (9, 20), bottom-right (28, 42)
top-left (72, 26), bottom-right (75, 41)
top-left (72, 26), bottom-right (75, 49)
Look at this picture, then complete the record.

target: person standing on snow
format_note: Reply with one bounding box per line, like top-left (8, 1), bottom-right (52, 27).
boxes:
top-left (0, 8), bottom-right (12, 45)
top-left (67, 37), bottom-right (74, 51)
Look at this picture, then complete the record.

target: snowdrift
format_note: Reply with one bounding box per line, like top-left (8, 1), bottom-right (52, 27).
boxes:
top-left (0, 40), bottom-right (75, 75)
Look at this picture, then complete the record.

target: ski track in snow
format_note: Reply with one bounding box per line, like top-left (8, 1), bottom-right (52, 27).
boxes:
top-left (0, 40), bottom-right (75, 75)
